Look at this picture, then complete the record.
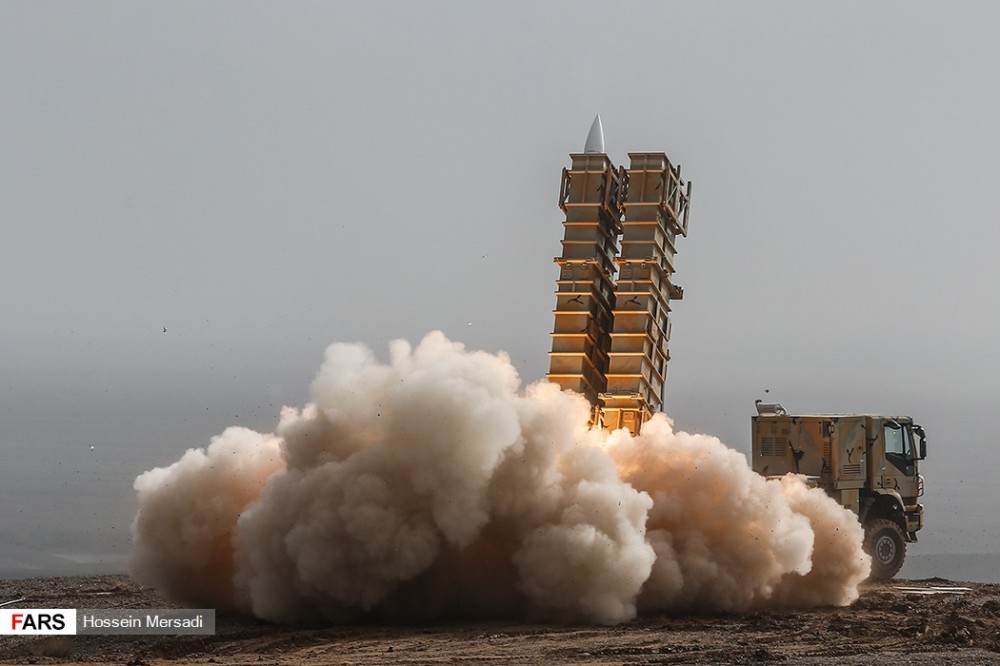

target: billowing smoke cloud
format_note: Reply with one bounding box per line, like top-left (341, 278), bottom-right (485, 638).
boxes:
top-left (130, 332), bottom-right (869, 624)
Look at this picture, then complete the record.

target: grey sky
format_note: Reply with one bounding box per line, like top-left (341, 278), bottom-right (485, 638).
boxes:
top-left (2, 1), bottom-right (998, 573)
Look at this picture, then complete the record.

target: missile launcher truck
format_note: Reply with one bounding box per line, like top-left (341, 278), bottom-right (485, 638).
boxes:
top-left (751, 402), bottom-right (927, 580)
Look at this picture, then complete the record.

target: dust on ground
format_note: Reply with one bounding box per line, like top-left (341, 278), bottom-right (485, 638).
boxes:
top-left (1, 575), bottom-right (998, 665)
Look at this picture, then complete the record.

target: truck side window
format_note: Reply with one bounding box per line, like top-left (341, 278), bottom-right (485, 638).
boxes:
top-left (883, 424), bottom-right (905, 455)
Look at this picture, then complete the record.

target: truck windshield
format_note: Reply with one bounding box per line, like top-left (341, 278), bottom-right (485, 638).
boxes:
top-left (884, 422), bottom-right (915, 459)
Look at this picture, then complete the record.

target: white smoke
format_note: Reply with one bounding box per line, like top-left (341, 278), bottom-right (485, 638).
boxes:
top-left (130, 332), bottom-right (869, 623)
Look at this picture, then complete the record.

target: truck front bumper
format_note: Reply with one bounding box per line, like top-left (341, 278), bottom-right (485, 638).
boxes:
top-left (904, 503), bottom-right (924, 541)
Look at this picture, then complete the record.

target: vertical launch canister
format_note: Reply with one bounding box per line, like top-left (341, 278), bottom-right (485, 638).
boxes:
top-left (548, 118), bottom-right (691, 434)
top-left (546, 116), bottom-right (624, 423)
top-left (600, 153), bottom-right (691, 433)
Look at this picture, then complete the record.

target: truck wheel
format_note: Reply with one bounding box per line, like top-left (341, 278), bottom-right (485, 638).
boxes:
top-left (864, 519), bottom-right (906, 580)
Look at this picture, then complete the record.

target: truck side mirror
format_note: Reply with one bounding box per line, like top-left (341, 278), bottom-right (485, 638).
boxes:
top-left (914, 425), bottom-right (927, 460)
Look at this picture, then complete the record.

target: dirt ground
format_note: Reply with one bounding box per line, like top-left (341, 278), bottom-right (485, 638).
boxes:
top-left (1, 575), bottom-right (999, 665)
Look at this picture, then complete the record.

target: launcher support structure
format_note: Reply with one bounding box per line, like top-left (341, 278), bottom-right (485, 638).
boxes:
top-left (546, 116), bottom-right (691, 435)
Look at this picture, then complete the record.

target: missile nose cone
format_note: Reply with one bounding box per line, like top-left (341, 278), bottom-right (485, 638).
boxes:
top-left (584, 114), bottom-right (605, 154)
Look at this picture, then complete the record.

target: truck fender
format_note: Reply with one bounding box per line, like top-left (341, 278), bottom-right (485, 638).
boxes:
top-left (861, 489), bottom-right (905, 527)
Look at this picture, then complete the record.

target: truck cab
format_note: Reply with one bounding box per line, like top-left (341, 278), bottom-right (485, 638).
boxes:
top-left (751, 403), bottom-right (926, 579)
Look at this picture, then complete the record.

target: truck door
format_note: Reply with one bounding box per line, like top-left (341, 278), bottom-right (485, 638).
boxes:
top-left (882, 421), bottom-right (915, 478)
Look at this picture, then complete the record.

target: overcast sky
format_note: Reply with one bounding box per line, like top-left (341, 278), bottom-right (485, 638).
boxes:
top-left (2, 1), bottom-right (998, 572)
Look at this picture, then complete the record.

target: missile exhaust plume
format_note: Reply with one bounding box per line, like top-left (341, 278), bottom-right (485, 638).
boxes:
top-left (130, 332), bottom-right (869, 624)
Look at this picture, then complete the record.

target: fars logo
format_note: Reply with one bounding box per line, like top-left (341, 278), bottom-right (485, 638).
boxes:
top-left (0, 609), bottom-right (76, 635)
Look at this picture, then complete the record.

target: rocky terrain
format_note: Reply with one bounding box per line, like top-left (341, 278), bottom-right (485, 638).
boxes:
top-left (1, 575), bottom-right (999, 665)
